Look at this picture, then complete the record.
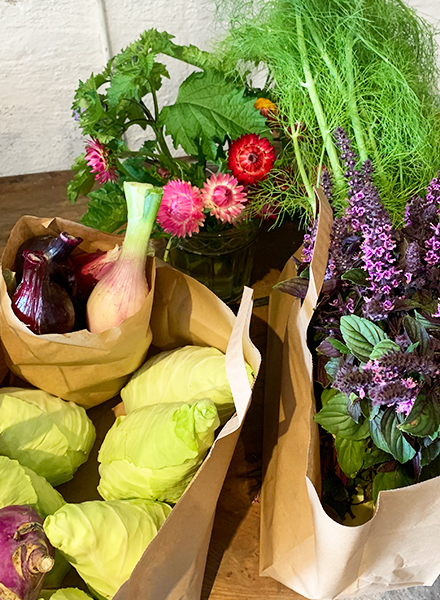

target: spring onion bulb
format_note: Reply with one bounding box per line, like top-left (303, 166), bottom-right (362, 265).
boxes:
top-left (86, 182), bottom-right (163, 333)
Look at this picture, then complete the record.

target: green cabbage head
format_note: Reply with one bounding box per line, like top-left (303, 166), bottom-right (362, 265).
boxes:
top-left (39, 588), bottom-right (94, 600)
top-left (0, 455), bottom-right (65, 517)
top-left (121, 345), bottom-right (254, 423)
top-left (98, 400), bottom-right (220, 503)
top-left (0, 387), bottom-right (96, 486)
top-left (43, 499), bottom-right (172, 600)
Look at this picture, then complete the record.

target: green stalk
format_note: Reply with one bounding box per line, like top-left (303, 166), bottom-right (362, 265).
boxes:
top-left (121, 182), bottom-right (163, 261)
top-left (305, 19), bottom-right (369, 164)
top-left (291, 131), bottom-right (316, 215)
top-left (344, 36), bottom-right (369, 163)
top-left (295, 12), bottom-right (344, 187)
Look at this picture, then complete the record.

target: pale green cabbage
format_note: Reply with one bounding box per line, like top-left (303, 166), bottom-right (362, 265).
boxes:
top-left (0, 455), bottom-right (70, 586)
top-left (0, 387), bottom-right (96, 486)
top-left (43, 499), bottom-right (172, 600)
top-left (98, 400), bottom-right (220, 503)
top-left (121, 345), bottom-right (254, 423)
top-left (39, 588), bottom-right (93, 600)
top-left (0, 455), bottom-right (65, 517)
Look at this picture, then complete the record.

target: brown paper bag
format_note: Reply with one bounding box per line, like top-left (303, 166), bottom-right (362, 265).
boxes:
top-left (0, 215), bottom-right (155, 407)
top-left (56, 260), bottom-right (260, 600)
top-left (261, 190), bottom-right (440, 599)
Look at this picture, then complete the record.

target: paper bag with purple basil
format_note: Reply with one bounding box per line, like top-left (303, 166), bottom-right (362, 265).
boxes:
top-left (0, 182), bottom-right (160, 408)
top-left (261, 176), bottom-right (440, 598)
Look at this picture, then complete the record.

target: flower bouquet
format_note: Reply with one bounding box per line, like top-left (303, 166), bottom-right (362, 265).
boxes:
top-left (67, 29), bottom-right (282, 302)
top-left (260, 129), bottom-right (440, 598)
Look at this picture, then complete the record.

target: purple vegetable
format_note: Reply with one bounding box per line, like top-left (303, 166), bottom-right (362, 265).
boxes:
top-left (14, 232), bottom-right (83, 294)
top-left (12, 250), bottom-right (75, 335)
top-left (0, 505), bottom-right (54, 600)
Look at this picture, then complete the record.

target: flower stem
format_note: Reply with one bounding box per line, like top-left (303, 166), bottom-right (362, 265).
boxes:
top-left (162, 236), bottom-right (174, 263)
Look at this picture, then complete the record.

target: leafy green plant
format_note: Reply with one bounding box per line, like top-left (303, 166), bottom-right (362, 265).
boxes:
top-left (215, 0), bottom-right (440, 223)
top-left (68, 29), bottom-right (270, 232)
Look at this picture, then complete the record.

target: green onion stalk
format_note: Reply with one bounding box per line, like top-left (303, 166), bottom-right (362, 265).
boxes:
top-left (214, 0), bottom-right (440, 223)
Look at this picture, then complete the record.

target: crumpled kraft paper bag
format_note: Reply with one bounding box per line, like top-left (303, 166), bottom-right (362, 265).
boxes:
top-left (261, 189), bottom-right (440, 599)
top-left (109, 261), bottom-right (261, 600)
top-left (0, 215), bottom-right (155, 408)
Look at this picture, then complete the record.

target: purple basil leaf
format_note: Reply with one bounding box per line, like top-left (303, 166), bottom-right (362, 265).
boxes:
top-left (317, 339), bottom-right (342, 358)
top-left (274, 276), bottom-right (308, 298)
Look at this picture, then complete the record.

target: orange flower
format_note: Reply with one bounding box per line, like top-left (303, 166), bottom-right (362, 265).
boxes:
top-left (254, 97), bottom-right (278, 118)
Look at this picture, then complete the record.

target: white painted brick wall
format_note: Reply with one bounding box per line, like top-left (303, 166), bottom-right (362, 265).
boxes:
top-left (0, 0), bottom-right (439, 177)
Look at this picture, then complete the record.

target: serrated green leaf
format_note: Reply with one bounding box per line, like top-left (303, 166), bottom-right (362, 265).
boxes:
top-left (335, 437), bottom-right (366, 478)
top-left (120, 157), bottom-right (164, 186)
top-left (81, 185), bottom-right (127, 233)
top-left (381, 408), bottom-right (416, 463)
top-left (159, 70), bottom-right (269, 160)
top-left (328, 338), bottom-right (350, 354)
top-left (314, 393), bottom-right (370, 440)
top-left (362, 446), bottom-right (392, 469)
top-left (67, 155), bottom-right (96, 204)
top-left (341, 268), bottom-right (369, 286)
top-left (372, 466), bottom-right (414, 503)
top-left (402, 315), bottom-right (431, 354)
top-left (369, 339), bottom-right (400, 360)
top-left (340, 315), bottom-right (388, 363)
top-left (399, 393), bottom-right (440, 437)
top-left (321, 388), bottom-right (339, 407)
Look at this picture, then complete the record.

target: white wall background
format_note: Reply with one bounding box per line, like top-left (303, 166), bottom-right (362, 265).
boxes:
top-left (0, 0), bottom-right (439, 177)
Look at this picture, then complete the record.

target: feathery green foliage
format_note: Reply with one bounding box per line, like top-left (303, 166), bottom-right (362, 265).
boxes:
top-left (214, 0), bottom-right (440, 223)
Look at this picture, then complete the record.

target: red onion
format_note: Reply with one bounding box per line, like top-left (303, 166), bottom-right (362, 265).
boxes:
top-left (14, 232), bottom-right (83, 294)
top-left (12, 250), bottom-right (75, 335)
top-left (72, 245), bottom-right (120, 299)
top-left (0, 505), bottom-right (54, 600)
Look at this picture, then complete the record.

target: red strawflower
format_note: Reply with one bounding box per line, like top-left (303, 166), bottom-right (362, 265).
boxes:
top-left (157, 179), bottom-right (205, 238)
top-left (201, 172), bottom-right (248, 223)
top-left (85, 138), bottom-right (118, 184)
top-left (227, 133), bottom-right (275, 185)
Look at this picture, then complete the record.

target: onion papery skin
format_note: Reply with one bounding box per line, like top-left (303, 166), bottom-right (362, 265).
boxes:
top-left (12, 250), bottom-right (75, 335)
top-left (86, 182), bottom-right (162, 333)
top-left (0, 505), bottom-right (54, 600)
top-left (14, 232), bottom-right (83, 295)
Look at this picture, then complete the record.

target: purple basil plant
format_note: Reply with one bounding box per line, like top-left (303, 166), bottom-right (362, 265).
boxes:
top-left (278, 128), bottom-right (440, 521)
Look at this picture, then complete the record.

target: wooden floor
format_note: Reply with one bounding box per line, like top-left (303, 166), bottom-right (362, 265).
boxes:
top-left (0, 171), bottom-right (304, 600)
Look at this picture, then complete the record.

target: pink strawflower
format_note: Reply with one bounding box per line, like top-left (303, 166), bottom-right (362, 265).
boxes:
top-left (201, 172), bottom-right (248, 223)
top-left (85, 138), bottom-right (118, 184)
top-left (157, 179), bottom-right (205, 238)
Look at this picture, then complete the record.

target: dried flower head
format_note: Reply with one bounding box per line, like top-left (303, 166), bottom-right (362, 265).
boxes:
top-left (254, 97), bottom-right (278, 118)
top-left (227, 133), bottom-right (275, 185)
top-left (85, 138), bottom-right (118, 184)
top-left (157, 179), bottom-right (205, 238)
top-left (201, 173), bottom-right (247, 223)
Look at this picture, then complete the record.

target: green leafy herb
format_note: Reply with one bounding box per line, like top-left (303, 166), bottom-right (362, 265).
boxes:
top-left (340, 314), bottom-right (388, 362)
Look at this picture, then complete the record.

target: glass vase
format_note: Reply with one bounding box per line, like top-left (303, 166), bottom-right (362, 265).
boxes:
top-left (167, 220), bottom-right (260, 304)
